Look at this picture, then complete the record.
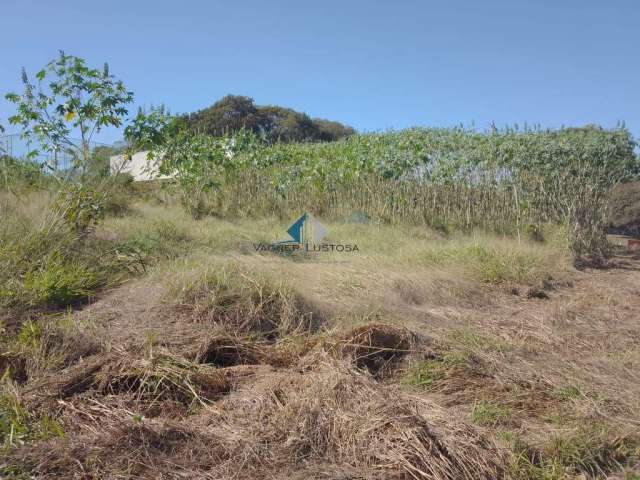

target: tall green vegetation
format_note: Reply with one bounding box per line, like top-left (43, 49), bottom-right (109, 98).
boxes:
top-left (244, 125), bottom-right (637, 255)
top-left (130, 110), bottom-right (637, 256)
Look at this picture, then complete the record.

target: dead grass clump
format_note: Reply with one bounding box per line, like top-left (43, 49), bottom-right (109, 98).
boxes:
top-left (96, 352), bottom-right (230, 407)
top-left (174, 264), bottom-right (324, 339)
top-left (214, 354), bottom-right (505, 479)
top-left (338, 323), bottom-right (414, 375)
top-left (25, 350), bottom-right (230, 411)
top-left (10, 419), bottom-right (226, 479)
top-left (0, 352), bottom-right (28, 384)
top-left (194, 334), bottom-right (293, 368)
top-left (24, 354), bottom-right (107, 402)
top-left (6, 355), bottom-right (506, 479)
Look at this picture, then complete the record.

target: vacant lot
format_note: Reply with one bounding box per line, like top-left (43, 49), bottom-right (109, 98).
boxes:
top-left (1, 197), bottom-right (639, 480)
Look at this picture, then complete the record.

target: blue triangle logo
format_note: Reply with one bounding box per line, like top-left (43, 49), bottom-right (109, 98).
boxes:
top-left (286, 213), bottom-right (307, 243)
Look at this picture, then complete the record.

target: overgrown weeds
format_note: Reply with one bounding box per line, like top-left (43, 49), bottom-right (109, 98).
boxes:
top-left (120, 219), bottom-right (192, 261)
top-left (0, 189), bottom-right (181, 312)
top-left (140, 124), bottom-right (637, 258)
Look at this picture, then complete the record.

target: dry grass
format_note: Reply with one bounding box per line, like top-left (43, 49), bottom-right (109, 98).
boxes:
top-left (3, 198), bottom-right (640, 479)
top-left (169, 260), bottom-right (326, 338)
top-left (1, 313), bottom-right (103, 385)
top-left (192, 332), bottom-right (299, 368)
top-left (336, 322), bottom-right (416, 376)
top-left (7, 353), bottom-right (505, 480)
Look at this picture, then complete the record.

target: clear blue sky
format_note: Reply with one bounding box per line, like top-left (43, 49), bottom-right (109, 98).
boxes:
top-left (1, 0), bottom-right (638, 145)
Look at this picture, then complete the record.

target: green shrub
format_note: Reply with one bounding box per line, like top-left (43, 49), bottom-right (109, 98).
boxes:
top-left (22, 254), bottom-right (100, 307)
top-left (0, 157), bottom-right (51, 192)
top-left (102, 173), bottom-right (135, 217)
top-left (50, 184), bottom-right (106, 236)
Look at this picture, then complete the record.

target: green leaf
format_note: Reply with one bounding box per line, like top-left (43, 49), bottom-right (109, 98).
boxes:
top-left (36, 69), bottom-right (46, 81)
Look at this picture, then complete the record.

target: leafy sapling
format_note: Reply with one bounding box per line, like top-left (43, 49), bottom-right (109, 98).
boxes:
top-left (5, 51), bottom-right (133, 178)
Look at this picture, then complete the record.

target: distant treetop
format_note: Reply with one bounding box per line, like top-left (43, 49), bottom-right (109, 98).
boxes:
top-left (184, 95), bottom-right (355, 143)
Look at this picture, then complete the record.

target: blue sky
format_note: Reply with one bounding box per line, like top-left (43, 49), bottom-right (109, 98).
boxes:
top-left (1, 0), bottom-right (638, 144)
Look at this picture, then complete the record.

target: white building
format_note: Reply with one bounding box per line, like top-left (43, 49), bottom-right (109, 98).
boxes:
top-left (110, 139), bottom-right (235, 181)
top-left (109, 151), bottom-right (172, 181)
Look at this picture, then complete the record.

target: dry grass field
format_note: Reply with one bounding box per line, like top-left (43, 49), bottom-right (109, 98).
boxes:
top-left (2, 199), bottom-right (639, 479)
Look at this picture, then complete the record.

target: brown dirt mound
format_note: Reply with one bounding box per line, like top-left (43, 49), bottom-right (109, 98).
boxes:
top-left (10, 354), bottom-right (505, 479)
top-left (338, 323), bottom-right (415, 375)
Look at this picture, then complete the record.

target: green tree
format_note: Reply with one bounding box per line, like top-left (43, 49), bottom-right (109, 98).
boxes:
top-left (262, 107), bottom-right (317, 142)
top-left (314, 118), bottom-right (356, 142)
top-left (184, 94), bottom-right (355, 143)
top-left (186, 95), bottom-right (263, 137)
top-left (5, 51), bottom-right (134, 177)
